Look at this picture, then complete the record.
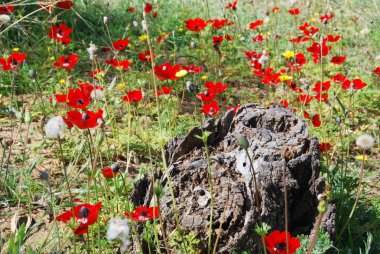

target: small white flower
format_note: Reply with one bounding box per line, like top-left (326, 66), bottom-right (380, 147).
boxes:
top-left (44, 116), bottom-right (67, 139)
top-left (356, 134), bottom-right (375, 149)
top-left (87, 42), bottom-right (98, 61)
top-left (107, 217), bottom-right (130, 253)
top-left (0, 14), bottom-right (10, 25)
top-left (103, 16), bottom-right (108, 24)
top-left (142, 20), bottom-right (147, 31)
top-left (133, 21), bottom-right (138, 27)
top-left (264, 17), bottom-right (270, 24)
top-left (90, 87), bottom-right (104, 100)
top-left (258, 51), bottom-right (268, 65)
top-left (239, 36), bottom-right (246, 41)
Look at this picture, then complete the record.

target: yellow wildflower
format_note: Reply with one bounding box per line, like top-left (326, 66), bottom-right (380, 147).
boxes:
top-left (310, 18), bottom-right (316, 23)
top-left (59, 79), bottom-right (65, 84)
top-left (175, 70), bottom-right (188, 78)
top-left (12, 48), bottom-right (20, 52)
top-left (282, 50), bottom-right (295, 59)
top-left (138, 34), bottom-right (148, 41)
top-left (356, 155), bottom-right (368, 161)
top-left (117, 82), bottom-right (126, 91)
top-left (178, 27), bottom-right (183, 32)
top-left (279, 75), bottom-right (292, 82)
top-left (50, 56), bottom-right (55, 61)
top-left (201, 75), bottom-right (208, 80)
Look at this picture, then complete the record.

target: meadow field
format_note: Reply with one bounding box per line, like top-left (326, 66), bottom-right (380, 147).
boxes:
top-left (0, 0), bottom-right (379, 253)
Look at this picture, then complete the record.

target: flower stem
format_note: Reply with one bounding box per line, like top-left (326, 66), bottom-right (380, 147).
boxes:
top-left (281, 149), bottom-right (289, 254)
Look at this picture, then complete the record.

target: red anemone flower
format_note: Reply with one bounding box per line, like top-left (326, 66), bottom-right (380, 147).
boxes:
top-left (263, 230), bottom-right (301, 254)
top-left (204, 81), bottom-right (228, 94)
top-left (154, 62), bottom-right (181, 81)
top-left (123, 90), bottom-right (143, 104)
top-left (227, 104), bottom-right (241, 115)
top-left (314, 93), bottom-right (329, 102)
top-left (66, 109), bottom-right (103, 129)
top-left (0, 52), bottom-right (27, 71)
top-left (331, 73), bottom-right (346, 83)
top-left (101, 167), bottom-right (119, 178)
top-left (113, 38), bottom-right (129, 51)
top-left (331, 56), bottom-right (346, 65)
top-left (0, 5), bottom-right (14, 14)
top-left (296, 94), bottom-right (313, 105)
top-left (279, 100), bottom-right (289, 108)
top-left (272, 6), bottom-right (280, 13)
top-left (48, 24), bottom-right (73, 45)
top-left (226, 1), bottom-right (238, 10)
top-left (196, 90), bottom-right (216, 102)
top-left (320, 13), bottom-right (334, 23)
top-left (106, 58), bottom-right (131, 70)
top-left (144, 3), bottom-right (153, 13)
top-left (210, 19), bottom-right (228, 30)
top-left (56, 202), bottom-right (102, 235)
top-left (312, 114), bottom-right (321, 127)
top-left (56, 1), bottom-right (74, 10)
top-left (138, 50), bottom-right (156, 62)
top-left (249, 20), bottom-right (263, 30)
top-left (185, 18), bottom-right (207, 32)
top-left (253, 34), bottom-right (264, 42)
top-left (373, 67), bottom-right (380, 76)
top-left (125, 206), bottom-right (159, 222)
top-left (295, 53), bottom-right (307, 66)
top-left (201, 100), bottom-right (220, 116)
top-left (157, 86), bottom-right (172, 96)
top-left (289, 8), bottom-right (301, 15)
top-left (319, 143), bottom-right (331, 152)
top-left (66, 88), bottom-right (91, 109)
top-left (326, 34), bottom-right (341, 42)
top-left (54, 94), bottom-right (68, 103)
top-left (128, 7), bottom-right (135, 12)
top-left (341, 78), bottom-right (367, 91)
top-left (212, 36), bottom-right (224, 45)
top-left (303, 111), bottom-right (310, 119)
top-left (182, 64), bottom-right (203, 74)
top-left (312, 81), bottom-right (331, 93)
top-left (53, 54), bottom-right (79, 69)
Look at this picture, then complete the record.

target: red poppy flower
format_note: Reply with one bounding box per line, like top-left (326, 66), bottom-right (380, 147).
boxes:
top-left (325, 34), bottom-right (341, 42)
top-left (196, 90), bottom-right (216, 102)
top-left (66, 88), bottom-right (91, 109)
top-left (279, 100), bottom-right (289, 108)
top-left (101, 167), bottom-right (119, 178)
top-left (56, 1), bottom-right (74, 10)
top-left (182, 64), bottom-right (203, 74)
top-left (89, 69), bottom-right (105, 79)
top-left (201, 100), bottom-right (220, 116)
top-left (144, 3), bottom-right (153, 13)
top-left (56, 202), bottom-right (102, 235)
top-left (314, 93), bottom-right (328, 102)
top-left (157, 32), bottom-right (170, 43)
top-left (249, 20), bottom-right (263, 30)
top-left (312, 81), bottom-right (331, 93)
top-left (224, 34), bottom-right (235, 41)
top-left (227, 104), bottom-right (241, 115)
top-left (48, 24), bottom-right (72, 45)
top-left (244, 50), bottom-right (259, 60)
top-left (66, 109), bottom-right (103, 129)
top-left (341, 78), bottom-right (367, 91)
top-left (212, 36), bottom-right (224, 45)
top-left (331, 56), bottom-right (346, 65)
top-left (123, 90), bottom-right (143, 104)
top-left (263, 230), bottom-right (301, 254)
top-left (113, 38), bottom-right (129, 51)
top-left (157, 86), bottom-right (172, 96)
top-left (185, 18), bottom-right (207, 32)
top-left (54, 94), bottom-right (68, 103)
top-left (320, 13), bottom-right (334, 23)
top-left (319, 143), bottom-right (331, 152)
top-left (0, 52), bottom-right (27, 71)
top-left (78, 81), bottom-right (95, 98)
top-left (106, 58), bottom-right (131, 70)
top-left (289, 36), bottom-right (311, 43)
top-left (295, 53), bottom-right (307, 66)
top-left (204, 81), bottom-right (228, 94)
top-left (307, 42), bottom-right (331, 63)
top-left (331, 73), bottom-right (346, 83)
top-left (303, 111), bottom-right (310, 119)
top-left (125, 206), bottom-right (159, 222)
top-left (296, 94), bottom-right (313, 105)
top-left (374, 67), bottom-right (380, 76)
top-left (210, 19), bottom-right (228, 30)
top-left (128, 7), bottom-right (135, 12)
top-left (53, 54), bottom-right (79, 69)
top-left (286, 81), bottom-right (303, 93)
top-left (253, 34), bottom-right (264, 42)
top-left (0, 5), bottom-right (14, 14)
top-left (261, 69), bottom-right (281, 86)
top-left (289, 8), bottom-right (301, 15)
top-left (226, 1), bottom-right (238, 10)
top-left (138, 50), bottom-right (156, 62)
top-left (312, 114), bottom-right (321, 127)
top-left (154, 62), bottom-right (181, 81)
top-left (272, 6), bottom-right (280, 13)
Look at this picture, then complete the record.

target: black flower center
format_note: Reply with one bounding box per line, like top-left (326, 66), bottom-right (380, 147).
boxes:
top-left (274, 242), bottom-right (286, 251)
top-left (77, 99), bottom-right (84, 105)
top-left (82, 113), bottom-right (89, 121)
top-left (140, 210), bottom-right (148, 216)
top-left (78, 206), bottom-right (90, 218)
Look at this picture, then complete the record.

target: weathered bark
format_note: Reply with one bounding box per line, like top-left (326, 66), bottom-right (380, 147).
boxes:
top-left (134, 104), bottom-right (335, 253)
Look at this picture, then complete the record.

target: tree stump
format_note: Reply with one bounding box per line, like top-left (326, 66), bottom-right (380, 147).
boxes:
top-left (159, 104), bottom-right (335, 253)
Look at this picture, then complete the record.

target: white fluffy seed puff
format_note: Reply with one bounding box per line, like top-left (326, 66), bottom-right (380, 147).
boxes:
top-left (43, 116), bottom-right (67, 139)
top-left (0, 14), bottom-right (11, 25)
top-left (107, 217), bottom-right (131, 253)
top-left (356, 134), bottom-right (375, 149)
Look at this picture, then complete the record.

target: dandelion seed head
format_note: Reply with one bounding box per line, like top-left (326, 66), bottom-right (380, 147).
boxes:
top-left (356, 134), bottom-right (375, 149)
top-left (44, 116), bottom-right (67, 139)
